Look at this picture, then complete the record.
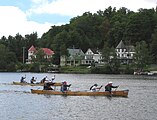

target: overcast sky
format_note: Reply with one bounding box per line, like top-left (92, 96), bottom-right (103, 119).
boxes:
top-left (0, 0), bottom-right (156, 38)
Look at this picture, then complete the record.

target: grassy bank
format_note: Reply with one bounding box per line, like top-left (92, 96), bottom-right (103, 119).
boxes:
top-left (59, 64), bottom-right (157, 74)
top-left (59, 66), bottom-right (91, 74)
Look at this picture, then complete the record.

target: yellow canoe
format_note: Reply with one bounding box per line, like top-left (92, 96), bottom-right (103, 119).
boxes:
top-left (13, 81), bottom-right (62, 86)
top-left (31, 89), bottom-right (129, 97)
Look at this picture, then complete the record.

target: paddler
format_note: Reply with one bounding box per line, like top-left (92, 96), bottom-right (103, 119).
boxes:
top-left (90, 84), bottom-right (102, 92)
top-left (105, 81), bottom-right (119, 93)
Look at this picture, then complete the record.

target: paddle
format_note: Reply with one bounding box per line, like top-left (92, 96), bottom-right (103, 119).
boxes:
top-left (98, 85), bottom-right (103, 92)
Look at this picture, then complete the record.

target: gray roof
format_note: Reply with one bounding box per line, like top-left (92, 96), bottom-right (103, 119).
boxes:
top-left (126, 45), bottom-right (135, 52)
top-left (116, 40), bottom-right (126, 49)
top-left (67, 48), bottom-right (84, 56)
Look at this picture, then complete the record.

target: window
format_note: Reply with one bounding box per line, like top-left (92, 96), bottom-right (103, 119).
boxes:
top-left (127, 54), bottom-right (130, 57)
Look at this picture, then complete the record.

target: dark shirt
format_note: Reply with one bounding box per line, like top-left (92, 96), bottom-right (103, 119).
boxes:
top-left (40, 78), bottom-right (47, 83)
top-left (61, 84), bottom-right (71, 92)
top-left (105, 84), bottom-right (118, 92)
top-left (30, 77), bottom-right (35, 84)
top-left (20, 77), bottom-right (26, 83)
top-left (43, 82), bottom-right (54, 90)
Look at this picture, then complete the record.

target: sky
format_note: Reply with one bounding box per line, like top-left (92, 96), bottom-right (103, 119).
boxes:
top-left (0, 0), bottom-right (156, 38)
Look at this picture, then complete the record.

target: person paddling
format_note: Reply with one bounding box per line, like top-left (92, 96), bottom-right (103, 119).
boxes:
top-left (90, 84), bottom-right (103, 92)
top-left (40, 76), bottom-right (48, 83)
top-left (51, 75), bottom-right (55, 82)
top-left (105, 82), bottom-right (119, 93)
top-left (20, 76), bottom-right (26, 83)
top-left (61, 81), bottom-right (71, 92)
top-left (43, 82), bottom-right (54, 90)
top-left (30, 77), bottom-right (36, 84)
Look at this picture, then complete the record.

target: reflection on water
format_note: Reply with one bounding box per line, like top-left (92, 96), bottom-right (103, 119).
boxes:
top-left (0, 72), bottom-right (157, 120)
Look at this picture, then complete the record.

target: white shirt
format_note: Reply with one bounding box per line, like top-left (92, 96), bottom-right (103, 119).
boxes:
top-left (91, 86), bottom-right (97, 92)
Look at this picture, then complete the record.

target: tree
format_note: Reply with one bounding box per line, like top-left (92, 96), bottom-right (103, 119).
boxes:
top-left (103, 6), bottom-right (116, 19)
top-left (124, 9), bottom-right (155, 45)
top-left (31, 48), bottom-right (52, 72)
top-left (32, 49), bottom-right (46, 64)
top-left (0, 44), bottom-right (17, 71)
top-left (99, 18), bottom-right (111, 48)
top-left (150, 28), bottom-right (157, 63)
top-left (102, 43), bottom-right (120, 73)
top-left (60, 44), bottom-right (68, 56)
top-left (102, 42), bottom-right (112, 64)
top-left (51, 30), bottom-right (70, 65)
top-left (133, 41), bottom-right (150, 71)
top-left (109, 49), bottom-right (120, 73)
top-left (68, 30), bottom-right (81, 48)
top-left (0, 36), bottom-right (7, 45)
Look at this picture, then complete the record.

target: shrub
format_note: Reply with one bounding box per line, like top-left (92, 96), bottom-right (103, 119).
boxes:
top-left (91, 65), bottom-right (113, 74)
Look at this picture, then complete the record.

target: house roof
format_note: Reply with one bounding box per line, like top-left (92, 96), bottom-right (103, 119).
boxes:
top-left (126, 45), bottom-right (135, 52)
top-left (42, 48), bottom-right (54, 55)
top-left (68, 48), bottom-right (84, 56)
top-left (116, 40), bottom-right (126, 49)
top-left (90, 48), bottom-right (100, 54)
top-left (28, 45), bottom-right (36, 51)
top-left (28, 45), bottom-right (54, 55)
top-left (85, 48), bottom-right (100, 54)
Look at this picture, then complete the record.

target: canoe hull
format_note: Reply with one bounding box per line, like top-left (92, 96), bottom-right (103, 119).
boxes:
top-left (31, 89), bottom-right (129, 97)
top-left (13, 81), bottom-right (62, 86)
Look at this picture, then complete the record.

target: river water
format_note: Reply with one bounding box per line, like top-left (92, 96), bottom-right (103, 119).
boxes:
top-left (0, 72), bottom-right (157, 120)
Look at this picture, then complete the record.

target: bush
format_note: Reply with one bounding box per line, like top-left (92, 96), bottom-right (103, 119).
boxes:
top-left (29, 63), bottom-right (40, 72)
top-left (91, 65), bottom-right (112, 74)
top-left (6, 62), bottom-right (16, 72)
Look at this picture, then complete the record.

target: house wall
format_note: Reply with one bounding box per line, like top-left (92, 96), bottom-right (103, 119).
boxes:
top-left (28, 51), bottom-right (35, 60)
top-left (116, 48), bottom-right (127, 58)
top-left (60, 48), bottom-right (85, 66)
top-left (27, 47), bottom-right (53, 64)
top-left (84, 48), bottom-right (103, 64)
top-left (60, 55), bottom-right (66, 66)
top-left (93, 54), bottom-right (102, 63)
top-left (116, 48), bottom-right (134, 59)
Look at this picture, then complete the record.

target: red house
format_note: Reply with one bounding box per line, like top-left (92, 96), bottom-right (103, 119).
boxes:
top-left (27, 45), bottom-right (54, 64)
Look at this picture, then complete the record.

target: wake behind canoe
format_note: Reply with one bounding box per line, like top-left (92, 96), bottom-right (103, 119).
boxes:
top-left (31, 89), bottom-right (129, 97)
top-left (13, 81), bottom-right (62, 86)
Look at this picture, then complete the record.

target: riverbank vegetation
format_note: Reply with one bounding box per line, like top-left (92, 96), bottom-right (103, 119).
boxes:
top-left (0, 6), bottom-right (157, 73)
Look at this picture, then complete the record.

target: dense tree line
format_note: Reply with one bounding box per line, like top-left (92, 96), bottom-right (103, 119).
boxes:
top-left (1, 6), bottom-right (157, 71)
top-left (39, 6), bottom-right (157, 65)
top-left (0, 32), bottom-right (38, 71)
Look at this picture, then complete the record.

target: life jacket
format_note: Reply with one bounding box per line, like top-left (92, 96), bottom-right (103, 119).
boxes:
top-left (105, 84), bottom-right (112, 91)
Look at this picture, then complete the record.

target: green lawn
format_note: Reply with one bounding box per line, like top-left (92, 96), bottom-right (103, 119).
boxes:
top-left (60, 66), bottom-right (91, 74)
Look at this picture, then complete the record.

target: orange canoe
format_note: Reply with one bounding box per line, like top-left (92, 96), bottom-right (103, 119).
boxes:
top-left (31, 89), bottom-right (129, 97)
top-left (13, 81), bottom-right (62, 86)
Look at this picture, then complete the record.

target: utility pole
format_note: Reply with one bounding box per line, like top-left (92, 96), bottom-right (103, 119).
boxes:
top-left (23, 47), bottom-right (25, 64)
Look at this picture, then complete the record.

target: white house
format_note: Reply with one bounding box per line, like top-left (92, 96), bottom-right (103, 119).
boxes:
top-left (60, 41), bottom-right (135, 67)
top-left (82, 48), bottom-right (103, 65)
top-left (116, 40), bottom-right (135, 64)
